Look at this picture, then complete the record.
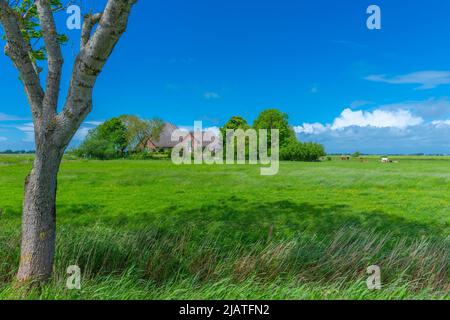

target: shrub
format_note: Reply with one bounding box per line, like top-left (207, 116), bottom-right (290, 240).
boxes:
top-left (73, 118), bottom-right (127, 160)
top-left (280, 139), bottom-right (326, 161)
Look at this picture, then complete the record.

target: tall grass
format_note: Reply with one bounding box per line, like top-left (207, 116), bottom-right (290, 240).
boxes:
top-left (0, 223), bottom-right (448, 299)
top-left (1, 156), bottom-right (448, 299)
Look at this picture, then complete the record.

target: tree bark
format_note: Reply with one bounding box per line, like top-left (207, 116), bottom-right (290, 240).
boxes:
top-left (16, 144), bottom-right (64, 283)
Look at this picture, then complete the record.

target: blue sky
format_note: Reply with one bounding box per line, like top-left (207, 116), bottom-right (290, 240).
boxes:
top-left (2, 0), bottom-right (450, 153)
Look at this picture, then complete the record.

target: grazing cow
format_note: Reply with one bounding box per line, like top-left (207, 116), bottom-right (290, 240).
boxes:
top-left (341, 155), bottom-right (350, 160)
top-left (381, 157), bottom-right (390, 163)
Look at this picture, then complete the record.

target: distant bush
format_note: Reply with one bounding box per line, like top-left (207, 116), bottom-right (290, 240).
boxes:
top-left (352, 151), bottom-right (361, 158)
top-left (73, 117), bottom-right (127, 160)
top-left (127, 152), bottom-right (154, 160)
top-left (127, 151), bottom-right (170, 160)
top-left (0, 150), bottom-right (35, 154)
top-left (73, 136), bottom-right (122, 160)
top-left (280, 139), bottom-right (326, 161)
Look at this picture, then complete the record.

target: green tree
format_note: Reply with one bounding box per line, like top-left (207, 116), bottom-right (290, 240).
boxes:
top-left (220, 116), bottom-right (250, 133)
top-left (280, 137), bottom-right (326, 161)
top-left (76, 117), bottom-right (127, 159)
top-left (221, 116), bottom-right (251, 160)
top-left (253, 109), bottom-right (295, 147)
top-left (120, 115), bottom-right (164, 151)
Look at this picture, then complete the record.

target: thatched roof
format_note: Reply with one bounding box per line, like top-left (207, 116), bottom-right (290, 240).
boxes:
top-left (148, 122), bottom-right (181, 148)
top-left (145, 122), bottom-right (222, 150)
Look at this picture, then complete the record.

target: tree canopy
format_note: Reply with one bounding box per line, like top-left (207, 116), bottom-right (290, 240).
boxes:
top-left (2, 0), bottom-right (68, 67)
top-left (75, 117), bottom-right (127, 159)
top-left (220, 110), bottom-right (326, 162)
top-left (120, 115), bottom-right (164, 152)
top-left (74, 115), bottom-right (165, 159)
top-left (221, 116), bottom-right (250, 133)
top-left (253, 109), bottom-right (296, 147)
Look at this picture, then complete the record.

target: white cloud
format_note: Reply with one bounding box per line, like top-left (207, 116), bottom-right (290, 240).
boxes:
top-left (294, 101), bottom-right (450, 154)
top-left (85, 121), bottom-right (103, 126)
top-left (296, 108), bottom-right (423, 135)
top-left (331, 108), bottom-right (423, 130)
top-left (378, 97), bottom-right (450, 119)
top-left (73, 121), bottom-right (103, 141)
top-left (12, 120), bottom-right (100, 145)
top-left (365, 71), bottom-right (450, 90)
top-left (431, 119), bottom-right (450, 127)
top-left (0, 113), bottom-right (28, 121)
top-left (0, 137), bottom-right (7, 142)
top-left (203, 126), bottom-right (222, 151)
top-left (74, 127), bottom-right (92, 141)
top-left (204, 126), bottom-right (221, 136)
top-left (294, 122), bottom-right (328, 134)
top-left (204, 92), bottom-right (221, 100)
top-left (310, 85), bottom-right (318, 94)
top-left (15, 122), bottom-right (34, 142)
top-left (298, 124), bottom-right (450, 154)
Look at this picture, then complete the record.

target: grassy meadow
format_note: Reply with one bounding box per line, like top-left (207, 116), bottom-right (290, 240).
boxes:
top-left (0, 155), bottom-right (448, 299)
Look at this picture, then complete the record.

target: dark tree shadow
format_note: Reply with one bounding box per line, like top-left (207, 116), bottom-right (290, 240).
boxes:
top-left (58, 203), bottom-right (106, 217)
top-left (87, 196), bottom-right (446, 247)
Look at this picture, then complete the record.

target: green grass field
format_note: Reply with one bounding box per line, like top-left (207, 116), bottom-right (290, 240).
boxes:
top-left (0, 155), bottom-right (448, 299)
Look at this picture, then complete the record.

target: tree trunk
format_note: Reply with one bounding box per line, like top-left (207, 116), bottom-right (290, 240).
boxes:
top-left (16, 145), bottom-right (64, 283)
top-left (0, 0), bottom-right (137, 285)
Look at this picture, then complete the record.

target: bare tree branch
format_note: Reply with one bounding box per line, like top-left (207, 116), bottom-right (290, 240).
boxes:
top-left (56, 0), bottom-right (137, 148)
top-left (35, 0), bottom-right (63, 118)
top-left (81, 12), bottom-right (102, 49)
top-left (0, 0), bottom-right (44, 117)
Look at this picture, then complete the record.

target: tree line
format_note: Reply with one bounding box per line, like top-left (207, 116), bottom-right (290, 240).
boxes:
top-left (72, 115), bottom-right (165, 160)
top-left (222, 109), bottom-right (326, 161)
top-left (74, 109), bottom-right (326, 162)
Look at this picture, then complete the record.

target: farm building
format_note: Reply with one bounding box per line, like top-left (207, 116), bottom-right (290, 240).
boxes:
top-left (140, 122), bottom-right (221, 153)
top-left (142, 122), bottom-right (182, 151)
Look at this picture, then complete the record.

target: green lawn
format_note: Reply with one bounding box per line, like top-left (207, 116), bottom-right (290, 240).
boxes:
top-left (0, 155), bottom-right (448, 299)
